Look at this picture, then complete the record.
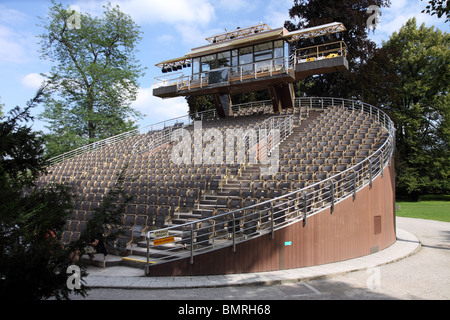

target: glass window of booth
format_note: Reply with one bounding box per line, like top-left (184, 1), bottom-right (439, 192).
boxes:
top-left (192, 40), bottom-right (287, 75)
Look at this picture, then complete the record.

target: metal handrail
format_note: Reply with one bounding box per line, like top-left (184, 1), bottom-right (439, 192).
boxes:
top-left (46, 106), bottom-right (224, 167)
top-left (45, 98), bottom-right (288, 167)
top-left (144, 97), bottom-right (395, 272)
top-left (295, 41), bottom-right (348, 64)
top-left (172, 55), bottom-right (295, 92)
top-left (243, 115), bottom-right (293, 165)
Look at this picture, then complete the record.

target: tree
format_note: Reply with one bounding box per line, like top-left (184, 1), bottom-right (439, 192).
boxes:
top-left (421, 0), bottom-right (450, 22)
top-left (0, 88), bottom-right (84, 300)
top-left (285, 0), bottom-right (391, 98)
top-left (0, 87), bottom-right (134, 299)
top-left (186, 95), bottom-right (215, 117)
top-left (73, 165), bottom-right (133, 256)
top-left (37, 1), bottom-right (145, 158)
top-left (186, 90), bottom-right (271, 117)
top-left (370, 18), bottom-right (449, 200)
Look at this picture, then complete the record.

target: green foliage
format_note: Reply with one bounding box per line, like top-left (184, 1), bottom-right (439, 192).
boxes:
top-left (186, 95), bottom-right (215, 116)
top-left (421, 0), bottom-right (450, 22)
top-left (0, 90), bottom-right (85, 300)
top-left (186, 90), bottom-right (271, 117)
top-left (381, 18), bottom-right (450, 200)
top-left (37, 1), bottom-right (145, 158)
top-left (285, 0), bottom-right (391, 98)
top-left (72, 166), bottom-right (133, 254)
top-left (396, 200), bottom-right (450, 222)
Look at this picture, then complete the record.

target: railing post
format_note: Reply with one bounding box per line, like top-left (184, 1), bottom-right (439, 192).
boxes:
top-left (353, 169), bottom-right (357, 200)
top-left (369, 159), bottom-right (373, 189)
top-left (270, 202), bottom-right (274, 239)
top-left (330, 181), bottom-right (335, 214)
top-left (302, 191), bottom-right (307, 227)
top-left (190, 222), bottom-right (194, 264)
top-left (145, 231), bottom-right (150, 275)
top-left (232, 212), bottom-right (236, 252)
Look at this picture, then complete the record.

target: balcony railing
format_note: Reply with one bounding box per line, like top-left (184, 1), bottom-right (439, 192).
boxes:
top-left (154, 55), bottom-right (295, 93)
top-left (295, 41), bottom-right (347, 64)
top-left (143, 97), bottom-right (395, 273)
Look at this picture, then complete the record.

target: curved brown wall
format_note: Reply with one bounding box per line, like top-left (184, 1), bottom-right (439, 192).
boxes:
top-left (147, 159), bottom-right (396, 276)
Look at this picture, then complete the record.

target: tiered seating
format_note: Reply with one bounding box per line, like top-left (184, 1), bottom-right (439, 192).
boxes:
top-left (40, 102), bottom-right (389, 259)
top-left (53, 112), bottom-right (279, 250)
top-left (190, 105), bottom-right (389, 237)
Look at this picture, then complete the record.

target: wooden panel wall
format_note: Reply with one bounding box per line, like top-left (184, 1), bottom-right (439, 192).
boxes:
top-left (147, 160), bottom-right (396, 276)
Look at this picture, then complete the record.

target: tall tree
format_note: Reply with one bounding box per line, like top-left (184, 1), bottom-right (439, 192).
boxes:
top-left (285, 0), bottom-right (391, 98)
top-left (368, 18), bottom-right (449, 200)
top-left (37, 1), bottom-right (145, 158)
top-left (421, 0), bottom-right (450, 22)
top-left (0, 88), bottom-right (83, 300)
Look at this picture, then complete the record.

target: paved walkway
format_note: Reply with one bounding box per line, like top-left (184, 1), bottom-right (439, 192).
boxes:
top-left (83, 224), bottom-right (421, 290)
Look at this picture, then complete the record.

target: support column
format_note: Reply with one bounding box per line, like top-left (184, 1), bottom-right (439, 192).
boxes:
top-left (213, 93), bottom-right (233, 118)
top-left (269, 85), bottom-right (282, 113)
top-left (269, 83), bottom-right (295, 113)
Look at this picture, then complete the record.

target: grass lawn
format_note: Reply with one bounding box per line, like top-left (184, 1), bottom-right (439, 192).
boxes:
top-left (396, 199), bottom-right (450, 222)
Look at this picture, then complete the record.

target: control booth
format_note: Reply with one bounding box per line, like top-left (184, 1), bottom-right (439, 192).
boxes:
top-left (153, 22), bottom-right (348, 117)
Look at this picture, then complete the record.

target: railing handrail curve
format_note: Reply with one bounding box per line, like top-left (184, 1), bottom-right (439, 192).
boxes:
top-left (144, 97), bottom-right (395, 271)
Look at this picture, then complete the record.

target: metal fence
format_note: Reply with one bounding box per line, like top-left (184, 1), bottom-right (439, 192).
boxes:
top-left (143, 97), bottom-right (395, 272)
top-left (154, 55), bottom-right (295, 93)
top-left (46, 107), bottom-right (221, 167)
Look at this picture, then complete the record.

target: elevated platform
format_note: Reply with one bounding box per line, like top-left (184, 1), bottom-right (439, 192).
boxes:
top-left (153, 69), bottom-right (296, 98)
top-left (295, 55), bottom-right (348, 79)
top-left (153, 56), bottom-right (348, 99)
top-left (153, 22), bottom-right (349, 116)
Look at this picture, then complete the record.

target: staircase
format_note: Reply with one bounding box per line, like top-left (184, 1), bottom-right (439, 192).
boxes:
top-left (119, 108), bottom-right (325, 269)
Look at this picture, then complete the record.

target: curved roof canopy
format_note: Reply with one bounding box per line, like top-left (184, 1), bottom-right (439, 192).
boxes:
top-left (155, 22), bottom-right (346, 69)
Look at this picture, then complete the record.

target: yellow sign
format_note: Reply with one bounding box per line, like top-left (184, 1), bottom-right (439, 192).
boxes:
top-left (153, 236), bottom-right (175, 246)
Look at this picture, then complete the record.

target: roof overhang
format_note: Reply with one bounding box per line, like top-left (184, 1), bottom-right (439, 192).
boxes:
top-left (155, 28), bottom-right (286, 69)
top-left (284, 22), bottom-right (346, 42)
top-left (189, 28), bottom-right (286, 58)
top-left (155, 22), bottom-right (346, 69)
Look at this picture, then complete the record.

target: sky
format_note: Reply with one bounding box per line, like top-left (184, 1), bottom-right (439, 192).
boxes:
top-left (0, 0), bottom-right (448, 133)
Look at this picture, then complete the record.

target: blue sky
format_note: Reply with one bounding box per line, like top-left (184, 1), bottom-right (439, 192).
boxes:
top-left (0, 0), bottom-right (448, 133)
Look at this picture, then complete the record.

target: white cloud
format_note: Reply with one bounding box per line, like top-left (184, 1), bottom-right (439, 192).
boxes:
top-left (0, 5), bottom-right (28, 25)
top-left (74, 0), bottom-right (216, 46)
top-left (216, 0), bottom-right (255, 13)
top-left (0, 4), bottom-right (39, 65)
top-left (22, 73), bottom-right (45, 90)
top-left (263, 0), bottom-right (292, 28)
top-left (157, 34), bottom-right (175, 43)
top-left (132, 85), bottom-right (189, 126)
top-left (0, 25), bottom-right (28, 64)
top-left (75, 0), bottom-right (215, 26)
top-left (370, 0), bottom-right (449, 45)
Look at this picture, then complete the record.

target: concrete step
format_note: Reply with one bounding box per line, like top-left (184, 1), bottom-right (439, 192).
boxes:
top-left (81, 253), bottom-right (122, 268)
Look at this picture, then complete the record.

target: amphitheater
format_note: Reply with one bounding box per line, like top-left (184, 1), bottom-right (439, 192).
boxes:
top-left (38, 96), bottom-right (396, 277)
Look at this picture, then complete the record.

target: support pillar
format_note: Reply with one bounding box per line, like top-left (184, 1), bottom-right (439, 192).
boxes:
top-left (269, 83), bottom-right (295, 113)
top-left (213, 93), bottom-right (233, 118)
